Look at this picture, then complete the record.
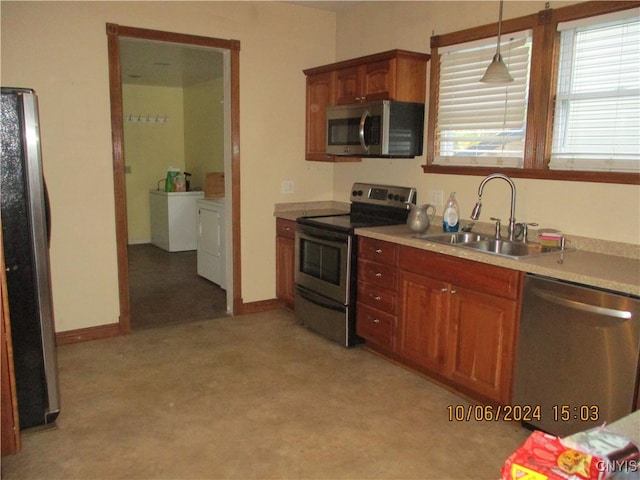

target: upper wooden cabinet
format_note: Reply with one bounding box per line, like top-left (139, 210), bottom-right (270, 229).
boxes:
top-left (334, 53), bottom-right (429, 105)
top-left (305, 71), bottom-right (335, 162)
top-left (303, 50), bottom-right (430, 161)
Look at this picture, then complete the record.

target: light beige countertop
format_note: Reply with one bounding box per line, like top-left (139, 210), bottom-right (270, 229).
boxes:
top-left (274, 201), bottom-right (350, 222)
top-left (355, 224), bottom-right (640, 297)
top-left (273, 202), bottom-right (639, 296)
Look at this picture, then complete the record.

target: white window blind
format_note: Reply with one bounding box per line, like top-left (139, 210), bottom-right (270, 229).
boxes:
top-left (550, 11), bottom-right (640, 173)
top-left (435, 32), bottom-right (532, 168)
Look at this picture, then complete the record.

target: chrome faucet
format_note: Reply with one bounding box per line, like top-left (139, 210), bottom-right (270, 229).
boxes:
top-left (470, 173), bottom-right (517, 241)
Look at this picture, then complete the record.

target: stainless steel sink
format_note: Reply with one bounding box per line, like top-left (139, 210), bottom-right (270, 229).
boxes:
top-left (414, 232), bottom-right (491, 244)
top-left (414, 232), bottom-right (566, 259)
top-left (460, 239), bottom-right (564, 259)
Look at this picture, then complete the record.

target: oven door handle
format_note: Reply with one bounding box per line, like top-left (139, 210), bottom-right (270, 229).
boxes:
top-left (296, 286), bottom-right (346, 313)
top-left (297, 228), bottom-right (349, 246)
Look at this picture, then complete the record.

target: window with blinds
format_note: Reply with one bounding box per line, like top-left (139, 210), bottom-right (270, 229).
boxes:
top-left (550, 11), bottom-right (640, 173)
top-left (434, 32), bottom-right (532, 168)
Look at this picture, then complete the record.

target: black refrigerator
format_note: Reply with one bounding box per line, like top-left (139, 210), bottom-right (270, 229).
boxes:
top-left (1, 87), bottom-right (60, 429)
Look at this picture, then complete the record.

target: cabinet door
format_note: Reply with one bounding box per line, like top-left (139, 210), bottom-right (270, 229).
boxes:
top-left (397, 271), bottom-right (450, 373)
top-left (447, 286), bottom-right (517, 404)
top-left (358, 237), bottom-right (398, 265)
top-left (361, 59), bottom-right (394, 102)
top-left (335, 61), bottom-right (394, 104)
top-left (276, 235), bottom-right (295, 309)
top-left (356, 302), bottom-right (395, 350)
top-left (357, 281), bottom-right (397, 314)
top-left (334, 65), bottom-right (362, 105)
top-left (305, 71), bottom-right (334, 161)
top-left (358, 258), bottom-right (398, 291)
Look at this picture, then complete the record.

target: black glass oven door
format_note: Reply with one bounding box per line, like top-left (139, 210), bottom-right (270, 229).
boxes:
top-left (295, 224), bottom-right (351, 305)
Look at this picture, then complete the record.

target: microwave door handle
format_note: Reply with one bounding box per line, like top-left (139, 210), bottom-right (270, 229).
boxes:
top-left (358, 110), bottom-right (370, 153)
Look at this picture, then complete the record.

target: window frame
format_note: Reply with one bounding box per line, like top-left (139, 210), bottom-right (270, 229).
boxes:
top-left (424, 1), bottom-right (640, 185)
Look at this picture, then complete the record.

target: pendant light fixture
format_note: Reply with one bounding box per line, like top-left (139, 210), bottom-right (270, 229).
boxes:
top-left (480, 0), bottom-right (514, 83)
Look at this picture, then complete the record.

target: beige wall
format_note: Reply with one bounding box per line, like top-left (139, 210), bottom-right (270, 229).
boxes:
top-left (2, 1), bottom-right (636, 334)
top-left (1, 1), bottom-right (336, 332)
top-left (124, 78), bottom-right (223, 245)
top-left (184, 78), bottom-right (225, 189)
top-left (124, 84), bottom-right (186, 244)
top-left (332, 1), bottom-right (640, 244)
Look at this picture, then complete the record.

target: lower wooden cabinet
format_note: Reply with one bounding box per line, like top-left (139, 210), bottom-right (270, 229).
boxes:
top-left (447, 285), bottom-right (518, 404)
top-left (275, 218), bottom-right (296, 309)
top-left (397, 270), bottom-right (449, 374)
top-left (357, 236), bottom-right (522, 405)
top-left (356, 301), bottom-right (395, 350)
top-left (356, 238), bottom-right (399, 349)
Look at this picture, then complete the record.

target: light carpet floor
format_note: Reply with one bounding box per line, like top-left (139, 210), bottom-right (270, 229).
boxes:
top-left (1, 310), bottom-right (529, 479)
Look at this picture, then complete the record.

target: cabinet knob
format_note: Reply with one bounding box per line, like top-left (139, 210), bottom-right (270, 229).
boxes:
top-left (375, 272), bottom-right (382, 278)
top-left (440, 287), bottom-right (448, 293)
top-left (375, 249), bottom-right (383, 254)
top-left (374, 296), bottom-right (381, 301)
top-left (450, 289), bottom-right (457, 294)
top-left (373, 318), bottom-right (380, 324)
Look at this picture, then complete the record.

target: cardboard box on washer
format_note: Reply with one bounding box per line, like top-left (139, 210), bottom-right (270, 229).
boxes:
top-left (205, 172), bottom-right (225, 198)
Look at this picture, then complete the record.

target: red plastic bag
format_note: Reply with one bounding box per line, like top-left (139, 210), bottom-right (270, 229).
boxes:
top-left (501, 431), bottom-right (606, 480)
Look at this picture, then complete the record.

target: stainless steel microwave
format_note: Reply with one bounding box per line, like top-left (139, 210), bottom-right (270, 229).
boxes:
top-left (326, 100), bottom-right (425, 157)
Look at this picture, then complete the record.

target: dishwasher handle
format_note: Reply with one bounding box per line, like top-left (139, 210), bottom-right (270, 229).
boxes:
top-left (532, 288), bottom-right (632, 320)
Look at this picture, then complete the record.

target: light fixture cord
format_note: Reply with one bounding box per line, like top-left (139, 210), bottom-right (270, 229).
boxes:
top-left (496, 0), bottom-right (504, 55)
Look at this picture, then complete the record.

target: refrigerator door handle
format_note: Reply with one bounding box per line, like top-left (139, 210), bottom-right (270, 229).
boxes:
top-left (43, 179), bottom-right (52, 245)
top-left (20, 90), bottom-right (61, 422)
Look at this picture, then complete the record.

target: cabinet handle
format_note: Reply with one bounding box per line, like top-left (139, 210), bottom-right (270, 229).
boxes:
top-left (440, 287), bottom-right (448, 293)
top-left (450, 289), bottom-right (457, 294)
top-left (375, 272), bottom-right (382, 278)
top-left (372, 318), bottom-right (380, 324)
top-left (375, 248), bottom-right (383, 254)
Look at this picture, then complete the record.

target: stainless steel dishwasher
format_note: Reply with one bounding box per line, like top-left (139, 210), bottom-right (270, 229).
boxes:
top-left (513, 274), bottom-right (640, 437)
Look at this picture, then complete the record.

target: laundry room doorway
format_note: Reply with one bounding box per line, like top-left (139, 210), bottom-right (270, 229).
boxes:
top-left (106, 24), bottom-right (241, 334)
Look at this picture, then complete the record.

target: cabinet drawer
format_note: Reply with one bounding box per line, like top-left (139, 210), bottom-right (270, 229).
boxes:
top-left (276, 218), bottom-right (296, 240)
top-left (356, 302), bottom-right (395, 349)
top-left (357, 281), bottom-right (397, 314)
top-left (399, 246), bottom-right (521, 300)
top-left (358, 259), bottom-right (398, 290)
top-left (358, 237), bottom-right (398, 265)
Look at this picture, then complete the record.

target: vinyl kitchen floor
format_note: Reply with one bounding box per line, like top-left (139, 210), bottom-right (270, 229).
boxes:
top-left (128, 243), bottom-right (228, 331)
top-left (1, 310), bottom-right (530, 480)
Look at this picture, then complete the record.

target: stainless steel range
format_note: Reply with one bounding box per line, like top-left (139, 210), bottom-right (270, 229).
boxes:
top-left (295, 183), bottom-right (416, 346)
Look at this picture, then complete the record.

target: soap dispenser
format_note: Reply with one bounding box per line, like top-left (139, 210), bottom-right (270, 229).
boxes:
top-left (442, 192), bottom-right (460, 232)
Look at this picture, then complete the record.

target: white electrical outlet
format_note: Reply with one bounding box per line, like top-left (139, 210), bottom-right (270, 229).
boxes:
top-left (430, 190), bottom-right (444, 206)
top-left (281, 180), bottom-right (294, 194)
